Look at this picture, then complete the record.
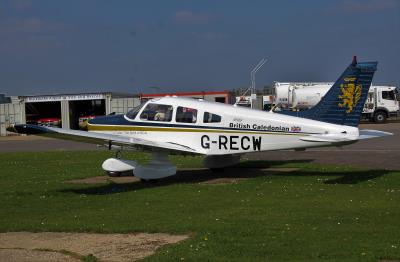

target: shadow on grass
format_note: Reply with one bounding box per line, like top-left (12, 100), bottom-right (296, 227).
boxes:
top-left (273, 169), bottom-right (388, 184)
top-left (60, 159), bottom-right (391, 195)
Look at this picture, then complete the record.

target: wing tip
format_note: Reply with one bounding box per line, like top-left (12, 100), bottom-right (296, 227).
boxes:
top-left (8, 124), bottom-right (54, 135)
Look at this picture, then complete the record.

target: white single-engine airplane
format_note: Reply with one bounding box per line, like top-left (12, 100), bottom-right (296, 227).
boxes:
top-left (8, 57), bottom-right (392, 180)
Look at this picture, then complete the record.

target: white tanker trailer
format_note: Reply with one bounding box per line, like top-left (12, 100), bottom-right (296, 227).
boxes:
top-left (273, 82), bottom-right (399, 123)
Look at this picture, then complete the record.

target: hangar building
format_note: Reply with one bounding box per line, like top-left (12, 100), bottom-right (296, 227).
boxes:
top-left (0, 92), bottom-right (140, 136)
top-left (140, 91), bottom-right (234, 104)
top-left (1, 90), bottom-right (233, 136)
top-left (0, 95), bottom-right (23, 136)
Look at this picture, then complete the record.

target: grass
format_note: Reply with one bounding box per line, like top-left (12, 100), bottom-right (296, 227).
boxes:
top-left (0, 151), bottom-right (399, 261)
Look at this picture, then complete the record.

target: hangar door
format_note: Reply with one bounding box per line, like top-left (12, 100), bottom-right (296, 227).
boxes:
top-left (69, 99), bottom-right (106, 130)
top-left (215, 97), bottom-right (226, 103)
top-left (25, 101), bottom-right (61, 127)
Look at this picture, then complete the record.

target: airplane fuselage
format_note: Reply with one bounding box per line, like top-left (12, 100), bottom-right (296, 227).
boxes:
top-left (88, 97), bottom-right (359, 155)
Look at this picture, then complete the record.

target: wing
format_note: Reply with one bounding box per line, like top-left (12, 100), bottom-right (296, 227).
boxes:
top-left (7, 124), bottom-right (199, 154)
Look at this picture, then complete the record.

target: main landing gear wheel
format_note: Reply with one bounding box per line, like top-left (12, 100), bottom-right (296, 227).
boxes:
top-left (104, 150), bottom-right (127, 176)
top-left (102, 152), bottom-right (177, 180)
top-left (102, 158), bottom-right (137, 177)
top-left (107, 171), bottom-right (122, 177)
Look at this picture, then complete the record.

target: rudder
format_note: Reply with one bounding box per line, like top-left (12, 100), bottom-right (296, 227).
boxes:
top-left (279, 57), bottom-right (377, 126)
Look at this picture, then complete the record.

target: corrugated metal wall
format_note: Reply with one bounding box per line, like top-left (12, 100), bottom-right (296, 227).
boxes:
top-left (110, 97), bottom-right (141, 114)
top-left (0, 100), bottom-right (24, 136)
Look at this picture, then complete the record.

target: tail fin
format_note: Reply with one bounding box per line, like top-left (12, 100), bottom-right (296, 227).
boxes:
top-left (279, 57), bottom-right (377, 126)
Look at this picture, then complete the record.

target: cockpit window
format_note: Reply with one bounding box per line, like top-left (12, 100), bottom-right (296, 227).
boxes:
top-left (140, 103), bottom-right (173, 122)
top-left (176, 107), bottom-right (197, 123)
top-left (203, 112), bottom-right (221, 123)
top-left (126, 102), bottom-right (146, 120)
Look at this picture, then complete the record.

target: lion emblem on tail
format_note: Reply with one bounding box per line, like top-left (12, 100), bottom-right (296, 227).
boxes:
top-left (338, 82), bottom-right (362, 113)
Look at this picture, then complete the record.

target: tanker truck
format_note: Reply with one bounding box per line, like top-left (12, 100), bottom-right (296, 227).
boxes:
top-left (273, 82), bottom-right (399, 123)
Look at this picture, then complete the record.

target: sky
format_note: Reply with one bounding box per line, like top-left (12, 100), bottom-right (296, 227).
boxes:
top-left (0, 0), bottom-right (399, 95)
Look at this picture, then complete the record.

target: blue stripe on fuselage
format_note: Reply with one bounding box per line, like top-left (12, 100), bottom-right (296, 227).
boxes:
top-left (89, 114), bottom-right (131, 125)
top-left (88, 114), bottom-right (319, 135)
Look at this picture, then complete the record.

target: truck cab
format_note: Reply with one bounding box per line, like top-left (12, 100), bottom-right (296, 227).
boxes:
top-left (363, 86), bottom-right (399, 123)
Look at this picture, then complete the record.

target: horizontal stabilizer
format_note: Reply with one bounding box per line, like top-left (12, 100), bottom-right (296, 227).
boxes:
top-left (358, 129), bottom-right (393, 140)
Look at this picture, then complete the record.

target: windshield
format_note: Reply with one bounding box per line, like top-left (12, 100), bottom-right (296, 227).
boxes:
top-left (126, 102), bottom-right (146, 120)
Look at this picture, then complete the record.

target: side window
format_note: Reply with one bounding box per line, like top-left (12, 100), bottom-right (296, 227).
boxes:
top-left (382, 91), bottom-right (395, 100)
top-left (176, 107), bottom-right (198, 123)
top-left (140, 103), bottom-right (173, 122)
top-left (203, 112), bottom-right (221, 123)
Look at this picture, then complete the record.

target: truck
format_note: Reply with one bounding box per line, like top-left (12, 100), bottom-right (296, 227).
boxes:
top-left (273, 82), bottom-right (399, 123)
top-left (235, 95), bottom-right (252, 107)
